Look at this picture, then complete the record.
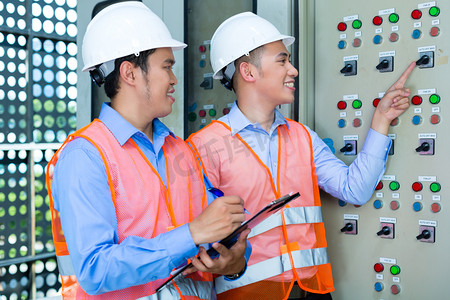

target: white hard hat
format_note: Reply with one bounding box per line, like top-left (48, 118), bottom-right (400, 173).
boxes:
top-left (210, 12), bottom-right (295, 80)
top-left (82, 1), bottom-right (186, 74)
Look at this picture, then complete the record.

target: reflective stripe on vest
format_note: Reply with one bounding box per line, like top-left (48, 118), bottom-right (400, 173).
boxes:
top-left (137, 278), bottom-right (214, 300)
top-left (248, 206), bottom-right (323, 239)
top-left (215, 247), bottom-right (329, 294)
top-left (56, 255), bottom-right (75, 276)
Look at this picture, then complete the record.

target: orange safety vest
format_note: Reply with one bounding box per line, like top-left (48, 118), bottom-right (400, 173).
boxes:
top-left (188, 120), bottom-right (334, 300)
top-left (46, 119), bottom-right (213, 300)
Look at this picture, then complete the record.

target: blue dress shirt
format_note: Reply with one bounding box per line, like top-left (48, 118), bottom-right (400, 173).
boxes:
top-left (52, 103), bottom-right (209, 294)
top-left (218, 102), bottom-right (391, 205)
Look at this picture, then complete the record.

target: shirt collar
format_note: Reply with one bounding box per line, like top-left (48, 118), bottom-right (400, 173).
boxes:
top-left (98, 102), bottom-right (175, 146)
top-left (225, 101), bottom-right (289, 136)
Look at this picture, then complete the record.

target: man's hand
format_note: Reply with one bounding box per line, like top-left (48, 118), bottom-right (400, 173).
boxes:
top-left (189, 196), bottom-right (246, 245)
top-left (371, 61), bottom-right (416, 135)
top-left (183, 228), bottom-right (250, 276)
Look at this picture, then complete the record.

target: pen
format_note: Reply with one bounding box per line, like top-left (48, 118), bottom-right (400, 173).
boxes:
top-left (207, 187), bottom-right (251, 215)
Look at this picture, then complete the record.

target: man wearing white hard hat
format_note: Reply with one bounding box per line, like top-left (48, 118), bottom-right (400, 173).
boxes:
top-left (46, 2), bottom-right (249, 299)
top-left (188, 12), bottom-right (416, 300)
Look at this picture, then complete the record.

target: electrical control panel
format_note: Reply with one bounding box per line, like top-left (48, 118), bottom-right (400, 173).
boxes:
top-left (313, 0), bottom-right (448, 299)
top-left (185, 0), bottom-right (253, 137)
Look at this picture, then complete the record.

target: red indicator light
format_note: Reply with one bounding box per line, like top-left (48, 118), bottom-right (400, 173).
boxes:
top-left (411, 95), bottom-right (423, 105)
top-left (373, 16), bottom-right (383, 26)
top-left (374, 263), bottom-right (384, 272)
top-left (222, 107), bottom-right (230, 115)
top-left (375, 181), bottom-right (383, 190)
top-left (199, 45), bottom-right (207, 53)
top-left (412, 182), bottom-right (423, 192)
top-left (198, 109), bottom-right (206, 117)
top-left (411, 9), bottom-right (422, 19)
top-left (337, 22), bottom-right (347, 31)
top-left (337, 100), bottom-right (347, 110)
top-left (373, 98), bottom-right (381, 107)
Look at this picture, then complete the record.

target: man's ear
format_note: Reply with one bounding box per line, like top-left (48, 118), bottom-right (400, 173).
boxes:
top-left (119, 61), bottom-right (137, 86)
top-left (238, 61), bottom-right (257, 83)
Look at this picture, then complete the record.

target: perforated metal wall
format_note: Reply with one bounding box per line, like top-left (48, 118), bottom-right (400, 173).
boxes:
top-left (0, 0), bottom-right (78, 299)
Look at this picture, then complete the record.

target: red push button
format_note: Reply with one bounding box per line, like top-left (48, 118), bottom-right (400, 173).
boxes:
top-left (375, 181), bottom-right (383, 190)
top-left (411, 9), bottom-right (422, 19)
top-left (199, 45), bottom-right (207, 53)
top-left (373, 16), bottom-right (383, 26)
top-left (337, 22), bottom-right (347, 31)
top-left (390, 117), bottom-right (399, 126)
top-left (389, 32), bottom-right (399, 42)
top-left (373, 98), bottom-right (381, 107)
top-left (353, 38), bottom-right (362, 47)
top-left (222, 107), bottom-right (230, 115)
top-left (411, 95), bottom-right (423, 105)
top-left (390, 200), bottom-right (400, 210)
top-left (374, 263), bottom-right (384, 272)
top-left (391, 284), bottom-right (401, 295)
top-left (353, 118), bottom-right (362, 128)
top-left (337, 100), bottom-right (347, 110)
top-left (430, 114), bottom-right (440, 125)
top-left (431, 203), bottom-right (441, 213)
top-left (198, 109), bottom-right (206, 117)
top-left (430, 27), bottom-right (440, 37)
top-left (412, 182), bottom-right (423, 192)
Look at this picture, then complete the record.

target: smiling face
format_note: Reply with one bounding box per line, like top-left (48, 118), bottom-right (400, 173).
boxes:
top-left (253, 40), bottom-right (298, 107)
top-left (138, 47), bottom-right (177, 119)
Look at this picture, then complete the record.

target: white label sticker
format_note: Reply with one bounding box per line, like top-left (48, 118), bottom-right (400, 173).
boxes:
top-left (201, 119), bottom-right (206, 124)
top-left (376, 192), bottom-right (383, 198)
top-left (418, 2), bottom-right (435, 9)
top-left (419, 220), bottom-right (437, 226)
top-left (388, 134), bottom-right (396, 139)
top-left (418, 133), bottom-right (437, 138)
top-left (380, 257), bottom-right (396, 264)
top-left (340, 33), bottom-right (347, 39)
top-left (393, 277), bottom-right (400, 283)
top-left (432, 19), bottom-right (440, 25)
top-left (340, 112), bottom-right (347, 117)
top-left (355, 31), bottom-right (362, 37)
top-left (355, 111), bottom-right (362, 117)
top-left (203, 40), bottom-right (211, 45)
top-left (419, 176), bottom-right (437, 181)
top-left (344, 15), bottom-right (359, 21)
top-left (392, 193), bottom-right (400, 199)
top-left (415, 194), bottom-right (423, 200)
top-left (376, 28), bottom-right (383, 33)
top-left (382, 175), bottom-right (396, 180)
top-left (432, 107), bottom-right (440, 113)
top-left (418, 88), bottom-right (436, 94)
top-left (414, 107), bottom-right (422, 114)
top-left (380, 217), bottom-right (397, 223)
top-left (343, 135), bottom-right (359, 141)
top-left (414, 22), bottom-right (422, 28)
top-left (432, 195), bottom-right (441, 201)
top-left (418, 45), bottom-right (436, 52)
top-left (380, 51), bottom-right (396, 57)
top-left (376, 274), bottom-right (384, 280)
top-left (379, 8), bottom-right (395, 15)
top-left (344, 214), bottom-right (359, 220)
top-left (203, 104), bottom-right (214, 109)
top-left (344, 55), bottom-right (359, 61)
top-left (392, 26), bottom-right (399, 31)
top-left (343, 94), bottom-right (359, 100)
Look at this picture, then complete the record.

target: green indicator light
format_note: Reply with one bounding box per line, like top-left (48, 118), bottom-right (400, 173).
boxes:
top-left (389, 181), bottom-right (400, 191)
top-left (429, 94), bottom-right (440, 104)
top-left (352, 19), bottom-right (362, 29)
top-left (390, 265), bottom-right (401, 275)
top-left (430, 182), bottom-right (441, 193)
top-left (389, 13), bottom-right (400, 23)
top-left (352, 100), bottom-right (362, 109)
top-left (187, 112), bottom-right (197, 122)
top-left (429, 6), bottom-right (440, 17)
top-left (209, 109), bottom-right (217, 117)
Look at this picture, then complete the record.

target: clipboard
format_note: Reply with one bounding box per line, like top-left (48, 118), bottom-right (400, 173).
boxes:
top-left (156, 191), bottom-right (300, 292)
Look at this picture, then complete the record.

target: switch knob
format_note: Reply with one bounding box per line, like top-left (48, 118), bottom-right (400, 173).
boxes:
top-left (415, 142), bottom-right (430, 152)
top-left (340, 143), bottom-right (353, 153)
top-left (340, 64), bottom-right (353, 74)
top-left (416, 230), bottom-right (431, 240)
top-left (340, 223), bottom-right (353, 232)
top-left (376, 59), bottom-right (389, 70)
top-left (416, 55), bottom-right (430, 66)
top-left (377, 226), bottom-right (391, 236)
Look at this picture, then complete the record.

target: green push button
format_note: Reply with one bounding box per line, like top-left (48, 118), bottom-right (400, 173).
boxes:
top-left (389, 13), bottom-right (399, 23)
top-left (429, 94), bottom-right (440, 104)
top-left (209, 109), bottom-right (216, 117)
top-left (390, 265), bottom-right (401, 275)
top-left (429, 6), bottom-right (440, 17)
top-left (430, 182), bottom-right (441, 193)
top-left (187, 112), bottom-right (197, 122)
top-left (352, 19), bottom-right (362, 29)
top-left (389, 181), bottom-right (400, 191)
top-left (352, 99), bottom-right (362, 109)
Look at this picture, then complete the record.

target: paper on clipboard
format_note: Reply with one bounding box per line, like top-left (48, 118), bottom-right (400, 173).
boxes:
top-left (156, 191), bottom-right (300, 292)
